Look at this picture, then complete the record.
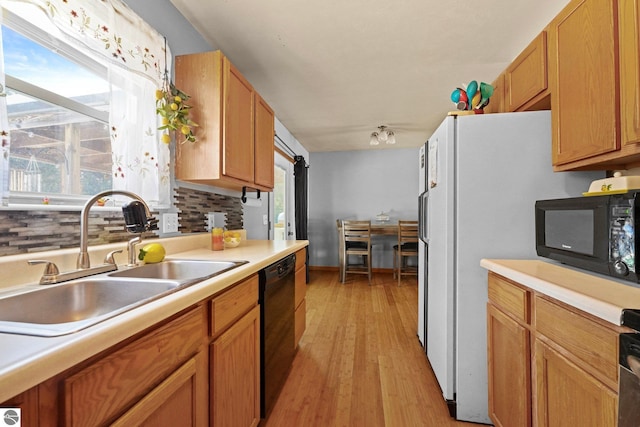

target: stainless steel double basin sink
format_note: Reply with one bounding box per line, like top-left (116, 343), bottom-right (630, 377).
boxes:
top-left (0, 259), bottom-right (247, 337)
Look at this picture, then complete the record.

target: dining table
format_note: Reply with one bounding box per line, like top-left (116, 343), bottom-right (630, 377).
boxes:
top-left (336, 221), bottom-right (399, 276)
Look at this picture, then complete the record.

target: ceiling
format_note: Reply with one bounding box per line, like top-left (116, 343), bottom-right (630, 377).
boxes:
top-left (169, 0), bottom-right (570, 153)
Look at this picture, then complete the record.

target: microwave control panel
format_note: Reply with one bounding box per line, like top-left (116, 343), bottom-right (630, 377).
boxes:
top-left (610, 202), bottom-right (635, 275)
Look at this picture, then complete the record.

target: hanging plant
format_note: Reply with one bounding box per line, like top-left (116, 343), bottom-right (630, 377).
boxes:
top-left (156, 82), bottom-right (198, 144)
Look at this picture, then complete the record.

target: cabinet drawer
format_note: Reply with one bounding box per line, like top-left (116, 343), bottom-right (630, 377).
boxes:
top-left (64, 306), bottom-right (206, 427)
top-left (295, 248), bottom-right (306, 271)
top-left (488, 273), bottom-right (530, 324)
top-left (535, 296), bottom-right (618, 383)
top-left (210, 274), bottom-right (259, 337)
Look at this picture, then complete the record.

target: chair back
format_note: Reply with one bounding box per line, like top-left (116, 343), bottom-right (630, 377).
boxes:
top-left (398, 220), bottom-right (418, 249)
top-left (341, 220), bottom-right (371, 251)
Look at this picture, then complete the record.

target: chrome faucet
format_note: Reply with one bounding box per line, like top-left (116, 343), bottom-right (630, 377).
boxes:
top-left (77, 190), bottom-right (156, 269)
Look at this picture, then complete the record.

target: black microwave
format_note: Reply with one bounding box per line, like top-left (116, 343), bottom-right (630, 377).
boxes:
top-left (535, 192), bottom-right (640, 282)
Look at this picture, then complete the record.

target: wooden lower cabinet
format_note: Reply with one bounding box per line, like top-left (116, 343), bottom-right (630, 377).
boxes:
top-left (112, 355), bottom-right (204, 427)
top-left (535, 340), bottom-right (617, 427)
top-left (487, 303), bottom-right (531, 427)
top-left (0, 252), bottom-right (306, 427)
top-left (210, 304), bottom-right (260, 427)
top-left (487, 272), bottom-right (622, 427)
top-left (63, 306), bottom-right (208, 427)
top-left (294, 248), bottom-right (307, 347)
top-left (0, 388), bottom-right (38, 427)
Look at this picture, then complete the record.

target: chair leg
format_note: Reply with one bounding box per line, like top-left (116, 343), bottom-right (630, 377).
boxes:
top-left (393, 248), bottom-right (397, 279)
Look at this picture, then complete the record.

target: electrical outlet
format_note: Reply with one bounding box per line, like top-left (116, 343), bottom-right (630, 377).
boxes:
top-left (162, 213), bottom-right (179, 233)
top-left (263, 214), bottom-right (268, 225)
top-left (207, 213), bottom-right (215, 231)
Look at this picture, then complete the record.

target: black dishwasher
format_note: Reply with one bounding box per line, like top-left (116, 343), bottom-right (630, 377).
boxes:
top-left (259, 253), bottom-right (296, 419)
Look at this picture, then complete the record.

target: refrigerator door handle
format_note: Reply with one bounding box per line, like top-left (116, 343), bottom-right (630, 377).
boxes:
top-left (419, 191), bottom-right (429, 244)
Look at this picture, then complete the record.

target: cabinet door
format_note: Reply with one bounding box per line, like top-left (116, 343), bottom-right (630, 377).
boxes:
top-left (487, 304), bottom-right (531, 427)
top-left (211, 304), bottom-right (260, 427)
top-left (484, 72), bottom-right (505, 114)
top-left (0, 388), bottom-right (38, 427)
top-left (111, 356), bottom-right (205, 427)
top-left (506, 31), bottom-right (548, 112)
top-left (64, 307), bottom-right (206, 427)
top-left (549, 0), bottom-right (619, 165)
top-left (254, 93), bottom-right (275, 189)
top-left (535, 340), bottom-right (617, 427)
top-left (619, 0), bottom-right (640, 146)
top-left (223, 57), bottom-right (254, 183)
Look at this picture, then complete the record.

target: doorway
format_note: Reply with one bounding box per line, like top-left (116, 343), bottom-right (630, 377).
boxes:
top-left (272, 152), bottom-right (295, 240)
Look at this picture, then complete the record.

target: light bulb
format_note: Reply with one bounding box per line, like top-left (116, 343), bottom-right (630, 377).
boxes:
top-left (386, 130), bottom-right (396, 144)
top-left (369, 132), bottom-right (380, 145)
top-left (378, 129), bottom-right (388, 143)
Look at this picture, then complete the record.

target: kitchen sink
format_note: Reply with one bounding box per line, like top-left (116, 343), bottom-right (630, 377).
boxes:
top-left (109, 259), bottom-right (247, 282)
top-left (0, 260), bottom-right (247, 337)
top-left (0, 278), bottom-right (181, 337)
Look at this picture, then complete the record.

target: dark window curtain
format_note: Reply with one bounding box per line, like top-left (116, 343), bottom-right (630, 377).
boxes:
top-left (294, 155), bottom-right (309, 283)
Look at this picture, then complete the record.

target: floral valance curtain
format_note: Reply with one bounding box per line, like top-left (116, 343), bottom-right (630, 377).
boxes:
top-left (2, 0), bottom-right (171, 207)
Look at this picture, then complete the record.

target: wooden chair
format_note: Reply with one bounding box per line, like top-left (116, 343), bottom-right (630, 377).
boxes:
top-left (340, 220), bottom-right (372, 284)
top-left (393, 220), bottom-right (418, 286)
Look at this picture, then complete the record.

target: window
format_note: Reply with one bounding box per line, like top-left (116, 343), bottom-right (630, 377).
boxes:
top-left (3, 22), bottom-right (113, 199)
top-left (0, 1), bottom-right (171, 208)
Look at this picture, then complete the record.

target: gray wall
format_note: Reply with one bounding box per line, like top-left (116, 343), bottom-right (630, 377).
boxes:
top-left (309, 148), bottom-right (419, 269)
top-left (125, 0), bottom-right (213, 55)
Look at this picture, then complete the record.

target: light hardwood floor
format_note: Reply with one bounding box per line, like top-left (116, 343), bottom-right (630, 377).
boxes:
top-left (265, 270), bottom-right (482, 426)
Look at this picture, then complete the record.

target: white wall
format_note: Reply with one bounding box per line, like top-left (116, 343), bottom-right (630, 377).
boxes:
top-left (309, 147), bottom-right (419, 268)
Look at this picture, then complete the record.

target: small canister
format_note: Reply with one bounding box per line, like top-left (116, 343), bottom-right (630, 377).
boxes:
top-left (211, 227), bottom-right (224, 251)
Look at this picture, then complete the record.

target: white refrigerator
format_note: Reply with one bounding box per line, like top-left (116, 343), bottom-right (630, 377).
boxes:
top-left (417, 111), bottom-right (602, 423)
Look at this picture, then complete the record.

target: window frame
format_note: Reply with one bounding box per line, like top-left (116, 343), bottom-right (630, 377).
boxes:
top-left (2, 8), bottom-right (114, 206)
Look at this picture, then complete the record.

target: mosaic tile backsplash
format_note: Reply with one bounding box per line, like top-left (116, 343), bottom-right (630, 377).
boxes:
top-left (0, 186), bottom-right (244, 257)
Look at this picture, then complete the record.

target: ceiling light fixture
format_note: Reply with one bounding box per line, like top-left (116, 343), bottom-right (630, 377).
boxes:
top-left (369, 125), bottom-right (396, 145)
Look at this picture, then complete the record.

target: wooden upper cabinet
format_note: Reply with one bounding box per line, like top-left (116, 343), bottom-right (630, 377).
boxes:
top-left (223, 58), bottom-right (255, 183)
top-left (619, 0), bottom-right (640, 147)
top-left (175, 50), bottom-right (274, 191)
top-left (506, 31), bottom-right (548, 111)
top-left (549, 0), bottom-right (620, 167)
top-left (254, 93), bottom-right (275, 189)
top-left (484, 72), bottom-right (505, 114)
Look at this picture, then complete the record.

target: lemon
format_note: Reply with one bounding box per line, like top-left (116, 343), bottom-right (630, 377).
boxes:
top-left (170, 102), bottom-right (179, 111)
top-left (155, 89), bottom-right (164, 100)
top-left (181, 125), bottom-right (191, 135)
top-left (138, 243), bottom-right (166, 263)
top-left (174, 95), bottom-right (182, 103)
top-left (161, 133), bottom-right (171, 144)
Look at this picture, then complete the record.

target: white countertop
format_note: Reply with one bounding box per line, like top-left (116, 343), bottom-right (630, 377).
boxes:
top-left (0, 235), bottom-right (308, 403)
top-left (480, 259), bottom-right (640, 326)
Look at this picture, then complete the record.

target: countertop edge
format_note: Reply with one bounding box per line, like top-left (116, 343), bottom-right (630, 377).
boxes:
top-left (0, 238), bottom-right (309, 403)
top-left (480, 258), bottom-right (630, 326)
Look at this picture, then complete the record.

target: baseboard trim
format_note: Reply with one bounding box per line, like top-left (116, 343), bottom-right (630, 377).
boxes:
top-left (309, 265), bottom-right (395, 274)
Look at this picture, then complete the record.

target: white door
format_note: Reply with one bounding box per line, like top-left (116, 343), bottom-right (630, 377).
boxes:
top-left (271, 152), bottom-right (295, 240)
